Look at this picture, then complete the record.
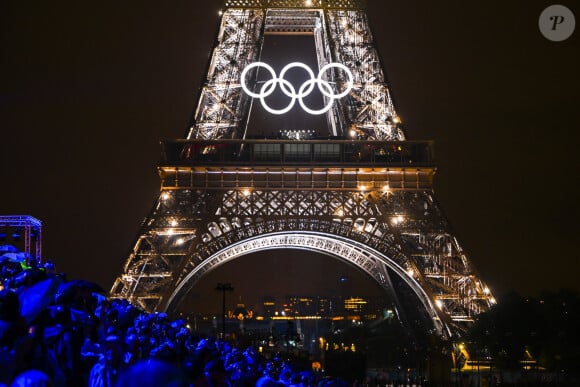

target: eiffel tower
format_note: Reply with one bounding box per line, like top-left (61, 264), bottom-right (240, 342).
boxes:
top-left (110, 0), bottom-right (495, 337)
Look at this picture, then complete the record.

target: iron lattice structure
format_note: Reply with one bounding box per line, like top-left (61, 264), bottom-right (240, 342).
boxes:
top-left (187, 0), bottom-right (401, 141)
top-left (0, 215), bottom-right (42, 263)
top-left (111, 0), bottom-right (495, 337)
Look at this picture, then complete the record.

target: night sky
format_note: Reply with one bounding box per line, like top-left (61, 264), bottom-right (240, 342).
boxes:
top-left (1, 1), bottom-right (578, 313)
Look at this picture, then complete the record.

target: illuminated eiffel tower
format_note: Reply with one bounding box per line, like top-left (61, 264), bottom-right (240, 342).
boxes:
top-left (111, 0), bottom-right (495, 337)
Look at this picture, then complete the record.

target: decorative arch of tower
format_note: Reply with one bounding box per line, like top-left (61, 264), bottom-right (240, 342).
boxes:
top-left (111, 0), bottom-right (496, 337)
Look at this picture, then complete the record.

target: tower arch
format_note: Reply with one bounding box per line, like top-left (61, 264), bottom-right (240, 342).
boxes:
top-left (164, 231), bottom-right (447, 336)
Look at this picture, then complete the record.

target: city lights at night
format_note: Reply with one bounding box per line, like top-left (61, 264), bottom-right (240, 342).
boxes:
top-left (1, 0), bottom-right (578, 385)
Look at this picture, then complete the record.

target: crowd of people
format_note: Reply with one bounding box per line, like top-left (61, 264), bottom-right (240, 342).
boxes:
top-left (0, 245), bottom-right (352, 386)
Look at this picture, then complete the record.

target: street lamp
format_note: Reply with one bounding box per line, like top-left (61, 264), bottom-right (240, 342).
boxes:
top-left (216, 282), bottom-right (234, 339)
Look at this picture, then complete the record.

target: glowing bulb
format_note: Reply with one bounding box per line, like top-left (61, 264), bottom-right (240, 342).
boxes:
top-left (167, 228), bottom-right (174, 235)
top-left (382, 184), bottom-right (390, 193)
top-left (349, 129), bottom-right (357, 137)
top-left (176, 238), bottom-right (185, 245)
top-left (406, 268), bottom-right (415, 278)
top-left (242, 189), bottom-right (251, 197)
top-left (161, 192), bottom-right (171, 201)
top-left (391, 215), bottom-right (404, 225)
top-left (170, 220), bottom-right (178, 227)
top-left (435, 299), bottom-right (443, 309)
top-left (304, 0), bottom-right (312, 6)
top-left (393, 116), bottom-right (401, 124)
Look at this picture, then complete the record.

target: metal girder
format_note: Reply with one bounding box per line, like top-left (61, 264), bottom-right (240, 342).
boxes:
top-left (111, 143), bottom-right (496, 336)
top-left (0, 215), bottom-right (42, 263)
top-left (188, 6), bottom-right (402, 140)
top-left (325, 10), bottom-right (403, 140)
top-left (187, 9), bottom-right (264, 140)
top-left (224, 0), bottom-right (367, 10)
top-left (111, 166), bottom-right (496, 336)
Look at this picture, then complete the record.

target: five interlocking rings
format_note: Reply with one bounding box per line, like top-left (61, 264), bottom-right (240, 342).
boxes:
top-left (240, 62), bottom-right (354, 115)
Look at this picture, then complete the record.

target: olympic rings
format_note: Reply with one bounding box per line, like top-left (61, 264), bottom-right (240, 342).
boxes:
top-left (240, 61), bottom-right (354, 115)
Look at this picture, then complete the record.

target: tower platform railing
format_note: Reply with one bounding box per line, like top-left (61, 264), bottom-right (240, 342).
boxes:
top-left (160, 139), bottom-right (434, 168)
top-left (223, 0), bottom-right (366, 10)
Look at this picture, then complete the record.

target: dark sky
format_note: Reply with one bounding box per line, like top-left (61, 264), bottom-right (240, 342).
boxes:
top-left (1, 1), bottom-right (579, 312)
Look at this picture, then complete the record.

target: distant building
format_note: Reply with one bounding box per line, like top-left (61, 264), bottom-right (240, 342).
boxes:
top-left (262, 297), bottom-right (276, 317)
top-left (317, 296), bottom-right (333, 317)
top-left (344, 297), bottom-right (367, 317)
top-left (231, 302), bottom-right (253, 320)
top-left (286, 296), bottom-right (316, 316)
top-left (256, 294), bottom-right (389, 321)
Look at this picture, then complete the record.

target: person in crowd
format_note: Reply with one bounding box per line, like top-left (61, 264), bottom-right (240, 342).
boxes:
top-left (114, 360), bottom-right (188, 387)
top-left (9, 369), bottom-right (53, 387)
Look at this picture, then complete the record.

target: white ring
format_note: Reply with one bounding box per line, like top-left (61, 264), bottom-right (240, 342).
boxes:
top-left (318, 63), bottom-right (353, 99)
top-left (298, 79), bottom-right (335, 115)
top-left (260, 77), bottom-right (296, 115)
top-left (279, 62), bottom-right (316, 98)
top-left (240, 62), bottom-right (277, 99)
top-left (240, 61), bottom-right (354, 115)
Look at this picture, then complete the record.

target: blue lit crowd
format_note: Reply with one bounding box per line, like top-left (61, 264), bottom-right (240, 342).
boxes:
top-left (0, 249), bottom-right (351, 387)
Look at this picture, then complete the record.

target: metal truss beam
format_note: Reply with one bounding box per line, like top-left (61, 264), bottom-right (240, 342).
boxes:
top-left (188, 5), bottom-right (402, 140)
top-left (0, 215), bottom-right (42, 263)
top-left (224, 0), bottom-right (367, 10)
top-left (111, 174), bottom-right (496, 336)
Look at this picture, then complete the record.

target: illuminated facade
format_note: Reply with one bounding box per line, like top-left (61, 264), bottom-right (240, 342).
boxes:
top-left (259, 295), bottom-right (385, 319)
top-left (110, 0), bottom-right (495, 337)
top-left (262, 298), bottom-right (277, 317)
